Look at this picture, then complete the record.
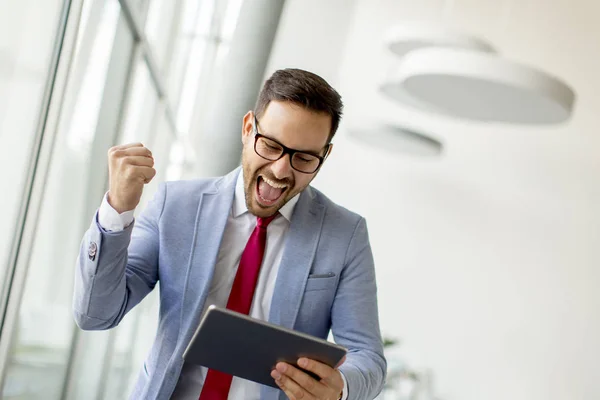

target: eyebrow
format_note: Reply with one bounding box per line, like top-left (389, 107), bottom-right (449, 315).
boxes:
top-left (255, 122), bottom-right (327, 156)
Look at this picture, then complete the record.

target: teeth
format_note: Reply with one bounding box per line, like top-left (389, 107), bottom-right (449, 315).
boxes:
top-left (262, 176), bottom-right (287, 189)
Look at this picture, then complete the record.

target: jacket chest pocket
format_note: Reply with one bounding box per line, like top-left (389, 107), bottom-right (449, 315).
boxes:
top-left (305, 272), bottom-right (337, 292)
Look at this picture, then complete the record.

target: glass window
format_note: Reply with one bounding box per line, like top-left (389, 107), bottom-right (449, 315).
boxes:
top-left (144, 0), bottom-right (180, 71)
top-left (168, 0), bottom-right (244, 135)
top-left (145, 104), bottom-right (178, 186)
top-left (214, 0), bottom-right (244, 65)
top-left (126, 0), bottom-right (150, 18)
top-left (166, 139), bottom-right (188, 181)
top-left (168, 0), bottom-right (215, 122)
top-left (0, 0), bottom-right (65, 304)
top-left (0, 0), bottom-right (127, 398)
top-left (120, 57), bottom-right (160, 145)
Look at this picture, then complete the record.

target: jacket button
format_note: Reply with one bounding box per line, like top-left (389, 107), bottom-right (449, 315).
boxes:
top-left (88, 242), bottom-right (97, 261)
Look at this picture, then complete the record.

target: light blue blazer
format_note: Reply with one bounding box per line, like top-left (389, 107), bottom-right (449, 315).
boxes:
top-left (73, 168), bottom-right (386, 399)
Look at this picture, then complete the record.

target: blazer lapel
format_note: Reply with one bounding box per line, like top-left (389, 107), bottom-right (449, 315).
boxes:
top-left (178, 169), bottom-right (239, 347)
top-left (268, 186), bottom-right (325, 330)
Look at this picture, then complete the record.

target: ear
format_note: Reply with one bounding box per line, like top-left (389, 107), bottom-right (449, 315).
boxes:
top-left (314, 143), bottom-right (334, 174)
top-left (324, 143), bottom-right (334, 159)
top-left (241, 111), bottom-right (254, 144)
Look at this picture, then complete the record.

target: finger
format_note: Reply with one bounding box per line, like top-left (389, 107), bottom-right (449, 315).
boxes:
top-left (278, 384), bottom-right (297, 400)
top-left (108, 146), bottom-right (152, 158)
top-left (276, 362), bottom-right (324, 397)
top-left (115, 146), bottom-right (153, 158)
top-left (272, 376), bottom-right (296, 400)
top-left (272, 369), bottom-right (315, 400)
top-left (140, 166), bottom-right (156, 183)
top-left (298, 358), bottom-right (336, 381)
top-left (114, 142), bottom-right (144, 150)
top-left (126, 166), bottom-right (156, 183)
top-left (121, 156), bottom-right (154, 168)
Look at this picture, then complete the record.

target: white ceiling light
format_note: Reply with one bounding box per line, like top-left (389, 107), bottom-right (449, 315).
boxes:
top-left (347, 124), bottom-right (443, 157)
top-left (384, 24), bottom-right (496, 57)
top-left (381, 47), bottom-right (576, 124)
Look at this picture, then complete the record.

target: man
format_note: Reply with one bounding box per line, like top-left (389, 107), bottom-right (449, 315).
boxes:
top-left (73, 68), bottom-right (386, 400)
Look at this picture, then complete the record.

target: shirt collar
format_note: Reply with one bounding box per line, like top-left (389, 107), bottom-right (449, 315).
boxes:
top-left (233, 170), bottom-right (299, 221)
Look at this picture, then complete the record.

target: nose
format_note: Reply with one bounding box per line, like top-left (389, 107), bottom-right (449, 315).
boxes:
top-left (270, 154), bottom-right (293, 180)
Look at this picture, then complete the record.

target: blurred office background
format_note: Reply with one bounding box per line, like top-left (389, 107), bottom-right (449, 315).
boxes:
top-left (0, 0), bottom-right (598, 399)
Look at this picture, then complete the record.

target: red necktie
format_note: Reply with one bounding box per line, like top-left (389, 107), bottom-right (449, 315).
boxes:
top-left (199, 214), bottom-right (277, 400)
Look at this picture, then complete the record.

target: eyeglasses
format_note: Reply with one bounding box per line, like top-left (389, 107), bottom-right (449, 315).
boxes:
top-left (252, 115), bottom-right (330, 174)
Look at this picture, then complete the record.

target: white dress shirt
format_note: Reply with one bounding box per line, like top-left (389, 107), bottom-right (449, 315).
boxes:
top-left (98, 173), bottom-right (348, 399)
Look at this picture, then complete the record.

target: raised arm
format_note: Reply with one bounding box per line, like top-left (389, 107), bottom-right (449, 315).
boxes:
top-left (73, 143), bottom-right (161, 330)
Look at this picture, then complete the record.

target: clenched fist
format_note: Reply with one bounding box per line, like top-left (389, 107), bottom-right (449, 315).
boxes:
top-left (107, 143), bottom-right (156, 213)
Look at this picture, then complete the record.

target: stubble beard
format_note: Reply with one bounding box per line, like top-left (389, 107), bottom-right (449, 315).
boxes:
top-left (241, 153), bottom-right (294, 218)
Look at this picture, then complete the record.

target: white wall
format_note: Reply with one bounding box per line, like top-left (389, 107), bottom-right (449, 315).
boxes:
top-left (269, 0), bottom-right (600, 399)
top-left (264, 0), bottom-right (358, 87)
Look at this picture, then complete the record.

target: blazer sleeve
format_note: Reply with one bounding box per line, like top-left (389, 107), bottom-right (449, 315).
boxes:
top-left (72, 183), bottom-right (166, 330)
top-left (333, 217), bottom-right (387, 399)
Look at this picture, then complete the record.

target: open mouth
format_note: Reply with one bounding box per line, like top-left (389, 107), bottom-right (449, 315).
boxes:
top-left (255, 175), bottom-right (288, 207)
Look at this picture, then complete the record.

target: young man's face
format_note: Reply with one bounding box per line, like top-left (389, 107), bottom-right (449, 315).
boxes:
top-left (241, 100), bottom-right (333, 218)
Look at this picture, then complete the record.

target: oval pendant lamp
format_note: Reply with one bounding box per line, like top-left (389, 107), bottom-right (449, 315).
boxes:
top-left (347, 123), bottom-right (443, 157)
top-left (381, 47), bottom-right (575, 124)
top-left (384, 24), bottom-right (496, 57)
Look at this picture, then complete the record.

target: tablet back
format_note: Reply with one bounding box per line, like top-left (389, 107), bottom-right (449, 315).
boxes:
top-left (182, 305), bottom-right (347, 389)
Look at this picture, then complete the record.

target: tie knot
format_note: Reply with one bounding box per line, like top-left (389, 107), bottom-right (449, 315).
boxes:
top-left (256, 214), bottom-right (277, 229)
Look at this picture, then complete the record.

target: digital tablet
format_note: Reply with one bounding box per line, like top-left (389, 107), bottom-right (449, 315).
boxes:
top-left (182, 305), bottom-right (347, 388)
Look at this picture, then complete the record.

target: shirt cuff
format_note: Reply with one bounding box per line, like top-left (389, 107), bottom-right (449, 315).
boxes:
top-left (340, 370), bottom-right (349, 400)
top-left (98, 192), bottom-right (135, 232)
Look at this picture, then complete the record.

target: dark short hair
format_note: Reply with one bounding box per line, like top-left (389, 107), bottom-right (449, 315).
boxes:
top-left (254, 68), bottom-right (343, 142)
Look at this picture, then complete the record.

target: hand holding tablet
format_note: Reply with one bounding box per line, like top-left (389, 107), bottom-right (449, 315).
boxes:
top-left (271, 355), bottom-right (346, 399)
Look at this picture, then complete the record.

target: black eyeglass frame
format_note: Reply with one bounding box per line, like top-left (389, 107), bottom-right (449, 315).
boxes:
top-left (252, 114), bottom-right (331, 174)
